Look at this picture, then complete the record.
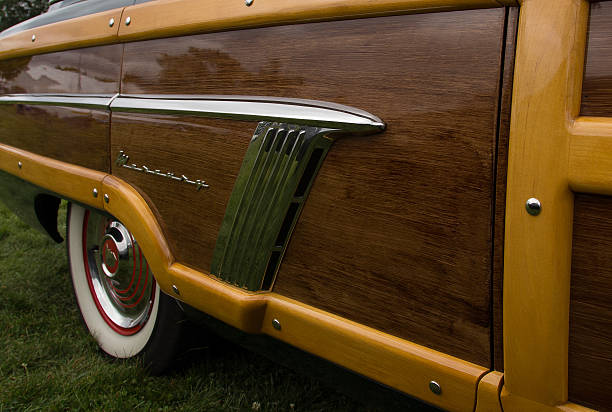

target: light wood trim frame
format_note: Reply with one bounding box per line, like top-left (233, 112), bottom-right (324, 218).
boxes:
top-left (0, 0), bottom-right (508, 61)
top-left (0, 143), bottom-right (105, 209)
top-left (115, 0), bottom-right (504, 42)
top-left (474, 371), bottom-right (504, 412)
top-left (0, 144), bottom-right (488, 412)
top-left (0, 8), bottom-right (123, 60)
top-left (568, 117), bottom-right (612, 194)
top-left (501, 0), bottom-right (602, 411)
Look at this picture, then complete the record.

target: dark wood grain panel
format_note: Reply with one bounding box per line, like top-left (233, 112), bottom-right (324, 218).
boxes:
top-left (0, 105), bottom-right (109, 172)
top-left (0, 44), bottom-right (122, 171)
top-left (111, 115), bottom-right (254, 273)
top-left (581, 1), bottom-right (612, 117)
top-left (492, 6), bottom-right (519, 372)
top-left (268, 12), bottom-right (505, 367)
top-left (121, 9), bottom-right (507, 366)
top-left (569, 194), bottom-right (612, 412)
top-left (0, 44), bottom-right (122, 94)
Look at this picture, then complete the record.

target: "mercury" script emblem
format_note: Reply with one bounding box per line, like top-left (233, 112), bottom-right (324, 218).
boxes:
top-left (115, 150), bottom-right (210, 191)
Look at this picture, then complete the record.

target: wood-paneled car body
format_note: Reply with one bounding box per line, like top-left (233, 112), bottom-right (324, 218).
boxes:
top-left (1, 0), bottom-right (611, 410)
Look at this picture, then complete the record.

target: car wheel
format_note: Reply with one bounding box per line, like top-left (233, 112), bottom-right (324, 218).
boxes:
top-left (66, 203), bottom-right (183, 374)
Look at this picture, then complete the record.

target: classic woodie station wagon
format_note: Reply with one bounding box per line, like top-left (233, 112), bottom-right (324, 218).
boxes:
top-left (1, 0), bottom-right (611, 410)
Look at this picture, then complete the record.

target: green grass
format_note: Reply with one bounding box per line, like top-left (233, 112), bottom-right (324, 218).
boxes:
top-left (0, 201), bottom-right (371, 411)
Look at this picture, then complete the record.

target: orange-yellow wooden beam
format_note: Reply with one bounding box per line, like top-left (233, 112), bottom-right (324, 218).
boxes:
top-left (474, 371), bottom-right (504, 412)
top-left (116, 0), bottom-right (503, 42)
top-left (501, 387), bottom-right (596, 412)
top-left (502, 0), bottom-right (588, 409)
top-left (0, 8), bottom-right (123, 60)
top-left (0, 0), bottom-right (506, 60)
top-left (0, 143), bottom-right (105, 209)
top-left (569, 117), bottom-right (612, 195)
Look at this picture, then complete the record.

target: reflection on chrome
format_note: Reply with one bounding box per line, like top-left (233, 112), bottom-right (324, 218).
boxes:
top-left (0, 93), bottom-right (385, 134)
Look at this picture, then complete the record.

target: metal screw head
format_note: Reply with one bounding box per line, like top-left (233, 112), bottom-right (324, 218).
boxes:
top-left (429, 381), bottom-right (442, 395)
top-left (31, 34), bottom-right (36, 42)
top-left (109, 18), bottom-right (115, 27)
top-left (525, 197), bottom-right (542, 216)
top-left (245, 0), bottom-right (253, 6)
top-left (172, 284), bottom-right (180, 295)
top-left (125, 16), bottom-right (131, 26)
top-left (92, 188), bottom-right (98, 198)
top-left (103, 194), bottom-right (109, 203)
top-left (17, 161), bottom-right (22, 169)
top-left (272, 318), bottom-right (281, 331)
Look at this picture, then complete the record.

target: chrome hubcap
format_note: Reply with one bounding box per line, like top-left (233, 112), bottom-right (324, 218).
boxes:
top-left (83, 211), bottom-right (155, 334)
top-left (100, 222), bottom-right (130, 278)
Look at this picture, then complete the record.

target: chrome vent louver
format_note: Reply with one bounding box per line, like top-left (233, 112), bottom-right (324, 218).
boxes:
top-left (210, 122), bottom-right (332, 290)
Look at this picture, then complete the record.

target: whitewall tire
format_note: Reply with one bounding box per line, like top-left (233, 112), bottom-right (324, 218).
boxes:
top-left (67, 203), bottom-right (183, 373)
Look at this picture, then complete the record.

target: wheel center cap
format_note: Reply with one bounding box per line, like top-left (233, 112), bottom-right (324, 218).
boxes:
top-left (101, 237), bottom-right (120, 277)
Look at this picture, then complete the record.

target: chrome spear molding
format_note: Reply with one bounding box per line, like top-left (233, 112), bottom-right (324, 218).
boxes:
top-left (0, 93), bottom-right (117, 110)
top-left (111, 94), bottom-right (385, 134)
top-left (0, 93), bottom-right (385, 134)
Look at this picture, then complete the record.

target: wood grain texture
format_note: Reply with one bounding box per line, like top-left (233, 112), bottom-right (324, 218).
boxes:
top-left (121, 9), bottom-right (507, 366)
top-left (117, 0), bottom-right (504, 46)
top-left (0, 142), bottom-right (106, 210)
top-left (581, 1), bottom-right (612, 117)
top-left (110, 115), bottom-right (254, 274)
top-left (0, 44), bottom-right (122, 94)
top-left (271, 12), bottom-right (505, 367)
top-left (0, 105), bottom-right (109, 172)
top-left (492, 6), bottom-right (519, 372)
top-left (501, 0), bottom-right (589, 405)
top-left (0, 9), bottom-right (122, 61)
top-left (0, 45), bottom-right (121, 171)
top-left (569, 194), bottom-right (612, 412)
top-left (272, 11), bottom-right (507, 367)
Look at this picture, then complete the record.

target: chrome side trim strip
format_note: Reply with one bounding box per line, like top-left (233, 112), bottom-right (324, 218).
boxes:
top-left (0, 94), bottom-right (117, 110)
top-left (111, 95), bottom-right (385, 134)
top-left (118, 94), bottom-right (382, 122)
top-left (0, 93), bottom-right (385, 133)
